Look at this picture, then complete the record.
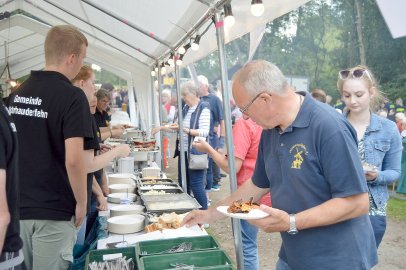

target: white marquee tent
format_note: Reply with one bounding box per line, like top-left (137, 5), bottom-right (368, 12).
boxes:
top-left (0, 0), bottom-right (310, 129)
top-left (0, 1), bottom-right (311, 268)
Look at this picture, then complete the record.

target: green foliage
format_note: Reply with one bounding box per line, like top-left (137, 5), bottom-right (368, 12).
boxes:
top-left (193, 0), bottom-right (406, 102)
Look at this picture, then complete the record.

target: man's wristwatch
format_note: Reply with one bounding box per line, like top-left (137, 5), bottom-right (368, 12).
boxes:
top-left (287, 214), bottom-right (298, 235)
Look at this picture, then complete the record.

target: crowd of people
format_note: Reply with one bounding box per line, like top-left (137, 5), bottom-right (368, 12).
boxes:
top-left (0, 24), bottom-right (403, 270)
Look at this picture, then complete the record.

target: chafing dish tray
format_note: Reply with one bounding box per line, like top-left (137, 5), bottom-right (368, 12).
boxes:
top-left (140, 193), bottom-right (193, 202)
top-left (138, 188), bottom-right (183, 196)
top-left (138, 184), bottom-right (179, 190)
top-left (143, 195), bottom-right (201, 212)
top-left (138, 178), bottom-right (176, 186)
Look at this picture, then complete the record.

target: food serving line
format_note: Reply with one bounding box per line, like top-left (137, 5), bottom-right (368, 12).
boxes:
top-left (83, 131), bottom-right (233, 270)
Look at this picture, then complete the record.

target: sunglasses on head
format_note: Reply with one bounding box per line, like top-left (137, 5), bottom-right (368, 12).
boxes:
top-left (339, 68), bottom-right (372, 81)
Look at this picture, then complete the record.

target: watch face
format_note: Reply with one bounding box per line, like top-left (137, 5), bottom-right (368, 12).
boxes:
top-left (288, 229), bottom-right (298, 235)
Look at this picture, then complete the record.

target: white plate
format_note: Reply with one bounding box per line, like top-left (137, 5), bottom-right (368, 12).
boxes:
top-left (216, 206), bottom-right (269, 220)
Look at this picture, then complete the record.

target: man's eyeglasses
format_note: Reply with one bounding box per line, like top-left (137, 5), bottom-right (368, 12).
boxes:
top-left (339, 68), bottom-right (372, 81)
top-left (239, 91), bottom-right (270, 114)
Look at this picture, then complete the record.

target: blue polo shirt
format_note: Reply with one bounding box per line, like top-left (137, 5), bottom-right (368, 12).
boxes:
top-left (201, 93), bottom-right (224, 137)
top-left (252, 92), bottom-right (377, 269)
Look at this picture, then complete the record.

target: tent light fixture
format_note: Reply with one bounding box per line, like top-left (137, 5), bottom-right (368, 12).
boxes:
top-left (7, 79), bottom-right (17, 88)
top-left (251, 0), bottom-right (264, 17)
top-left (224, 3), bottom-right (235, 27)
top-left (161, 63), bottom-right (166, 74)
top-left (151, 69), bottom-right (156, 77)
top-left (191, 35), bottom-right (200, 51)
top-left (168, 53), bottom-right (174, 65)
top-left (178, 46), bottom-right (186, 55)
top-left (176, 54), bottom-right (184, 66)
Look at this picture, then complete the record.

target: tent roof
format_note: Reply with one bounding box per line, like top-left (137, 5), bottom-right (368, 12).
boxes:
top-left (0, 0), bottom-right (310, 79)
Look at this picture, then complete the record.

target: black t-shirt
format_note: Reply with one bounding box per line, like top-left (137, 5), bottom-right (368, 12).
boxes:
top-left (8, 70), bottom-right (93, 221)
top-left (0, 101), bottom-right (23, 252)
top-left (84, 118), bottom-right (101, 213)
top-left (94, 108), bottom-right (109, 128)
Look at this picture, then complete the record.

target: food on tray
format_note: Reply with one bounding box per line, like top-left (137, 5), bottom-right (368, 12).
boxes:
top-left (133, 140), bottom-right (156, 149)
top-left (227, 197), bottom-right (260, 214)
top-left (141, 179), bottom-right (172, 185)
top-left (169, 123), bottom-right (179, 128)
top-left (145, 212), bottom-right (185, 232)
top-left (142, 190), bottom-right (168, 195)
top-left (147, 201), bottom-right (197, 211)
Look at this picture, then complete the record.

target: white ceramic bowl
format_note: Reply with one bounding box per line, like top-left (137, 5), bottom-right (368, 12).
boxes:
top-left (109, 183), bottom-right (136, 194)
top-left (107, 215), bottom-right (145, 234)
top-left (107, 193), bottom-right (137, 204)
top-left (108, 173), bottom-right (135, 185)
top-left (110, 204), bottom-right (145, 217)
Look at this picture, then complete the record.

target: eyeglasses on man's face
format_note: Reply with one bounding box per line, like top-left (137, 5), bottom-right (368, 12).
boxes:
top-left (239, 91), bottom-right (270, 114)
top-left (339, 68), bottom-right (372, 81)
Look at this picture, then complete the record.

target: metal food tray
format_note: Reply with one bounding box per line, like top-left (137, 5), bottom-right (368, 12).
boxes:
top-left (138, 178), bottom-right (176, 186)
top-left (138, 188), bottom-right (184, 196)
top-left (138, 183), bottom-right (179, 190)
top-left (143, 196), bottom-right (201, 212)
top-left (140, 192), bottom-right (193, 202)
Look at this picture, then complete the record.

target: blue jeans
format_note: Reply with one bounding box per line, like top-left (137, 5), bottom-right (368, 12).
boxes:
top-left (240, 220), bottom-right (259, 270)
top-left (369, 215), bottom-right (386, 248)
top-left (178, 152), bottom-right (208, 209)
top-left (276, 258), bottom-right (292, 270)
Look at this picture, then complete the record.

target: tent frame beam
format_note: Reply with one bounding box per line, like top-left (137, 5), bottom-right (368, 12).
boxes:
top-left (81, 0), bottom-right (173, 50)
top-left (41, 0), bottom-right (157, 61)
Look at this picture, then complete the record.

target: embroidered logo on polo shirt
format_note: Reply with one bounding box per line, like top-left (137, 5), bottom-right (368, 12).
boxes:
top-left (290, 143), bottom-right (308, 169)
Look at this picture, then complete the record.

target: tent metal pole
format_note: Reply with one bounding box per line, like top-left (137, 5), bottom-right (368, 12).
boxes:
top-left (81, 0), bottom-right (172, 49)
top-left (175, 65), bottom-right (187, 191)
top-left (157, 67), bottom-right (164, 170)
top-left (42, 0), bottom-right (156, 61)
top-left (214, 11), bottom-right (244, 270)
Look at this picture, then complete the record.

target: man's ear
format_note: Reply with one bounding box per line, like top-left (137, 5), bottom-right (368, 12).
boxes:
top-left (66, 53), bottom-right (75, 65)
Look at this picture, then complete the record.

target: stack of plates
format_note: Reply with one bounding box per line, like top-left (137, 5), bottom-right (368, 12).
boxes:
top-left (109, 183), bottom-right (136, 194)
top-left (107, 193), bottom-right (137, 204)
top-left (110, 204), bottom-right (145, 217)
top-left (108, 173), bottom-right (135, 185)
top-left (107, 215), bottom-right (145, 234)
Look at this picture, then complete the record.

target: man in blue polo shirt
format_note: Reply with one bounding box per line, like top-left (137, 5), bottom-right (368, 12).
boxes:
top-left (198, 76), bottom-right (225, 192)
top-left (183, 60), bottom-right (378, 270)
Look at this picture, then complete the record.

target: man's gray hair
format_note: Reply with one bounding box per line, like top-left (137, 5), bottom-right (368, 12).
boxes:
top-left (233, 60), bottom-right (288, 95)
top-left (197, 75), bottom-right (209, 86)
top-left (95, 89), bottom-right (110, 101)
top-left (181, 80), bottom-right (199, 97)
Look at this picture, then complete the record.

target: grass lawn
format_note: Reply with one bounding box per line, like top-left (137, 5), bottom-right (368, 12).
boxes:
top-left (387, 196), bottom-right (406, 222)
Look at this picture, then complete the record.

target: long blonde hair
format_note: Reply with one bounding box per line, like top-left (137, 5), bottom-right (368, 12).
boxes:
top-left (337, 65), bottom-right (384, 112)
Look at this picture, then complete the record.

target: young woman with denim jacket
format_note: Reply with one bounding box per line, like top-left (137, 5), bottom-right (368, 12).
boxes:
top-left (337, 65), bottom-right (402, 248)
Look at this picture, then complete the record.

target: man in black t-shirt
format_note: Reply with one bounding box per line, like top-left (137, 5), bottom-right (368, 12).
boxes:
top-left (0, 101), bottom-right (25, 269)
top-left (7, 25), bottom-right (92, 270)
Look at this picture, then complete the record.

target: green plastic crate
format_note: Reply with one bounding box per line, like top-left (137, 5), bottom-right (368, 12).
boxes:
top-left (135, 236), bottom-right (219, 257)
top-left (85, 247), bottom-right (137, 269)
top-left (138, 249), bottom-right (232, 270)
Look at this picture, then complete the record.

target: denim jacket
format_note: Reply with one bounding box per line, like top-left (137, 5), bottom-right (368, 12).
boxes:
top-left (359, 113), bottom-right (402, 208)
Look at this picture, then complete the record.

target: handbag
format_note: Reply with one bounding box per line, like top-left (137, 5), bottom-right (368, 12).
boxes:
top-left (189, 153), bottom-right (209, 170)
top-left (188, 103), bottom-right (209, 170)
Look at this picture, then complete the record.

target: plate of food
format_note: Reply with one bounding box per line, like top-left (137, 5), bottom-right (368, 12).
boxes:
top-left (216, 198), bottom-right (269, 220)
top-left (168, 123), bottom-right (179, 130)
